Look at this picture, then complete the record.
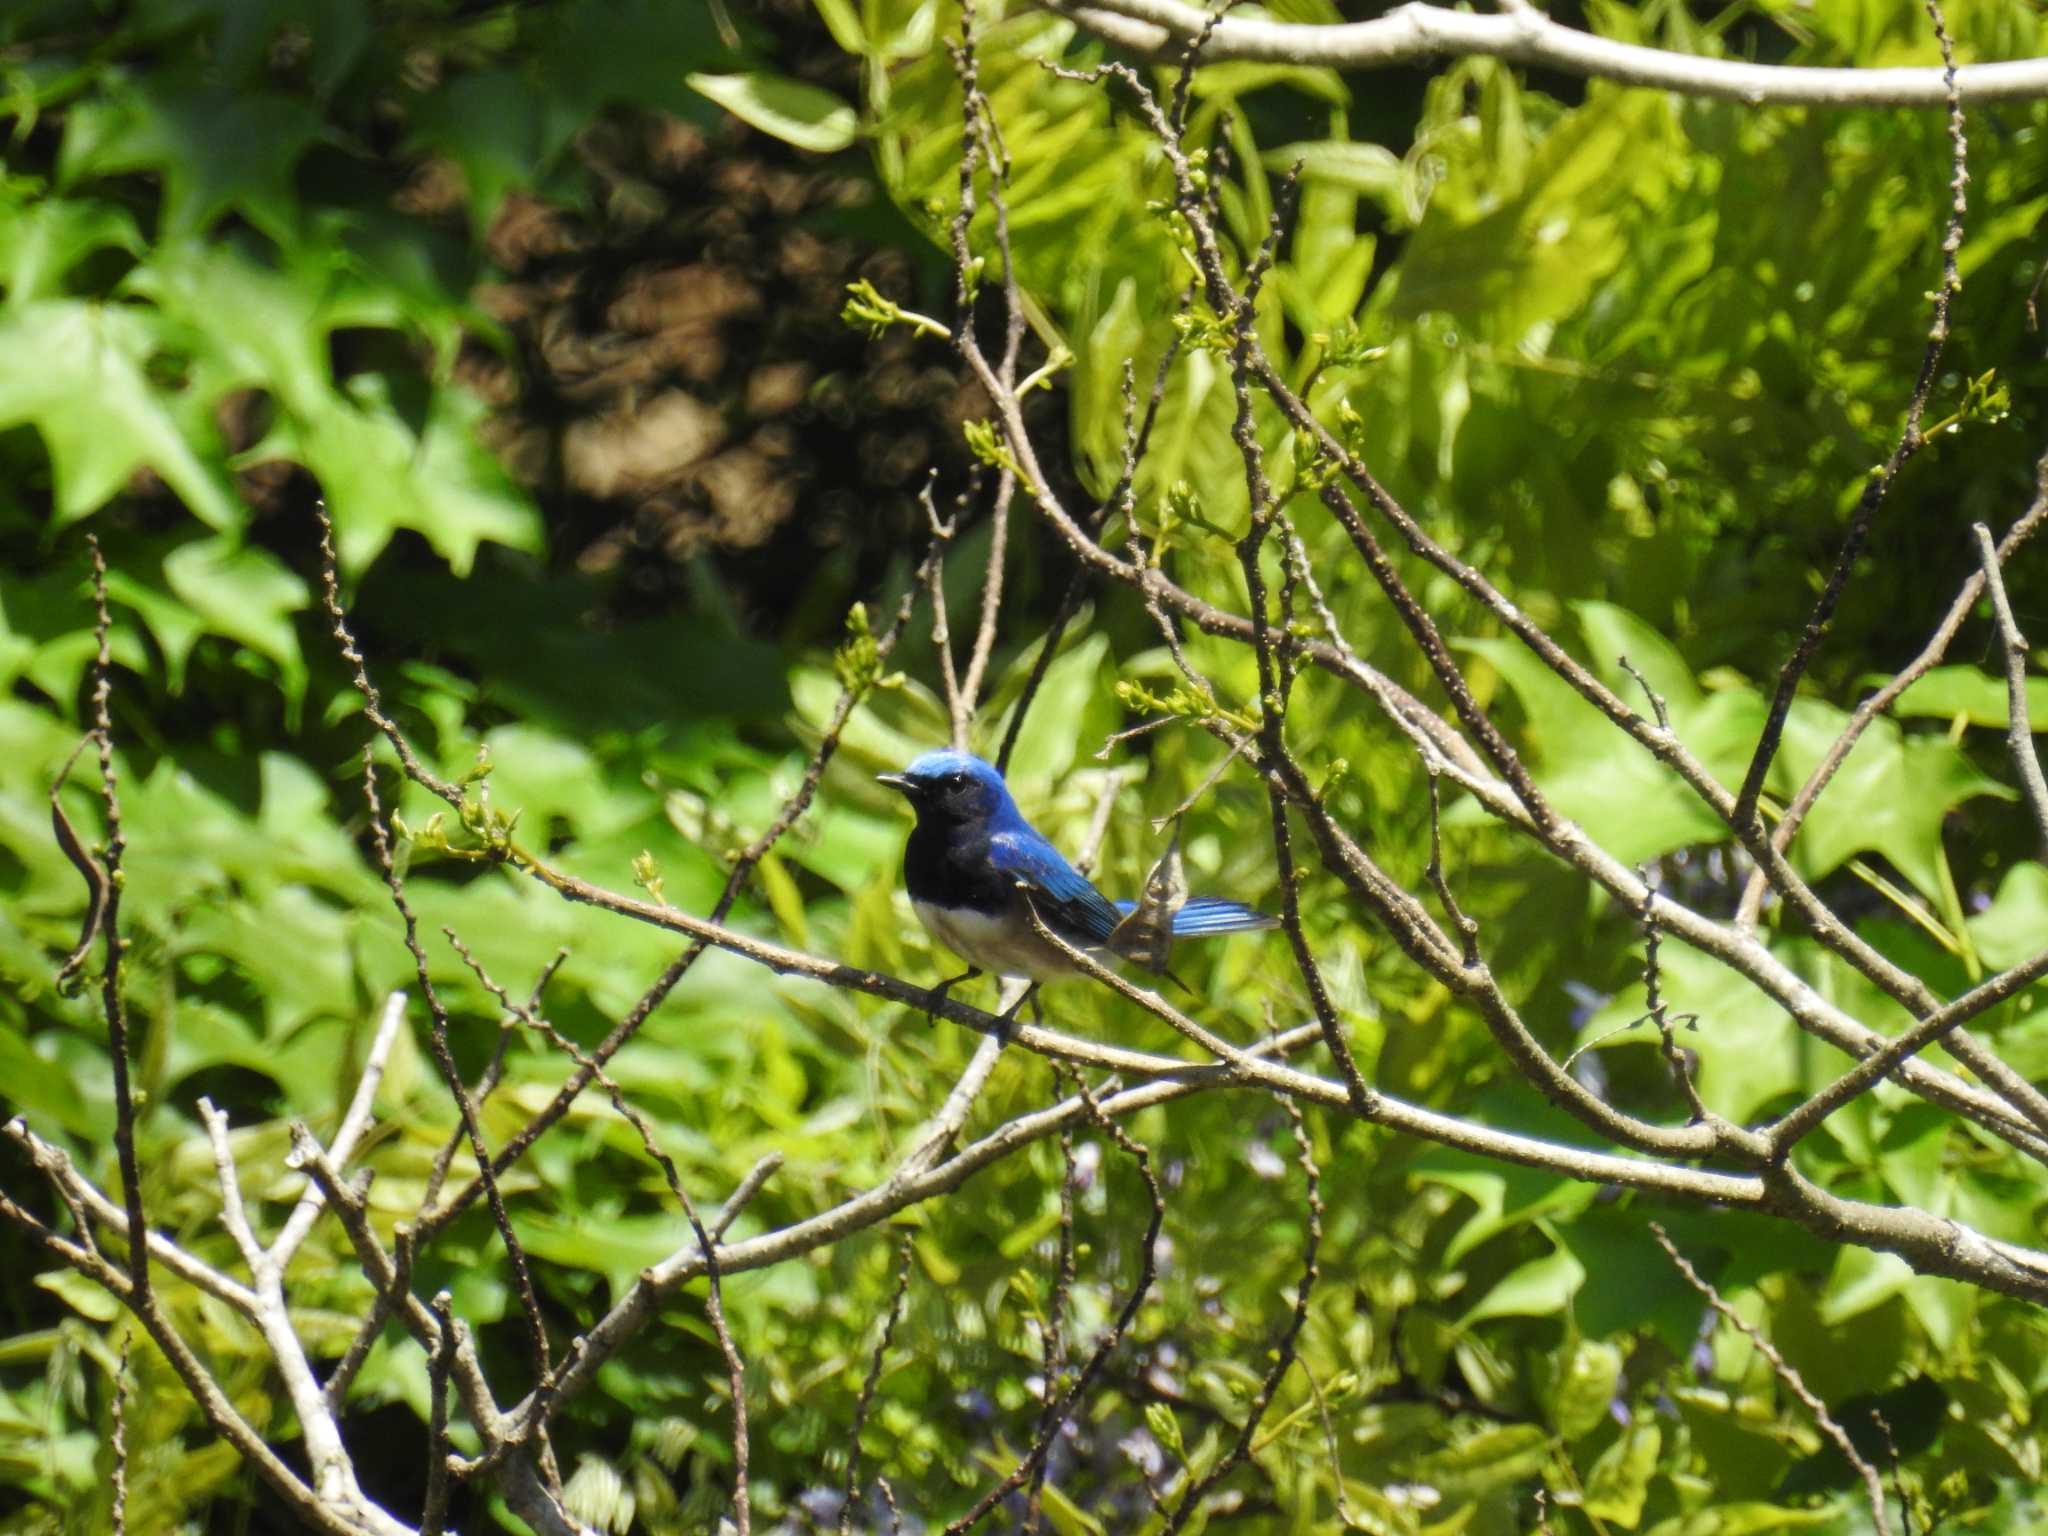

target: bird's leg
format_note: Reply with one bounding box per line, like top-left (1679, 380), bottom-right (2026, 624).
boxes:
top-left (924, 967), bottom-right (981, 1025)
top-left (994, 982), bottom-right (1039, 1044)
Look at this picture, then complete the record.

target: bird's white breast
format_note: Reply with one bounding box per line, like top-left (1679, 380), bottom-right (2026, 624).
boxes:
top-left (911, 900), bottom-right (1078, 982)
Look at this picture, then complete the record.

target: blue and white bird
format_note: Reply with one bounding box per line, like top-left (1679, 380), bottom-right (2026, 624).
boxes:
top-left (877, 749), bottom-right (1278, 1015)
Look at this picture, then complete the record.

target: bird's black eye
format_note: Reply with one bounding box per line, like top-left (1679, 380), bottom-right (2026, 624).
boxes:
top-left (944, 772), bottom-right (968, 789)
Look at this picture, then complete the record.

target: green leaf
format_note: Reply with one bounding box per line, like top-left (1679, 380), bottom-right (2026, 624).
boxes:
top-left (811, 0), bottom-right (868, 53)
top-left (997, 634), bottom-right (1113, 790)
top-left (1774, 700), bottom-right (2008, 904)
top-left (403, 71), bottom-right (579, 231)
top-left (685, 72), bottom-right (857, 153)
top-left (1547, 1338), bottom-right (1623, 1442)
top-left (1968, 860), bottom-right (2048, 970)
top-left (162, 536), bottom-right (309, 703)
top-left (0, 301), bottom-right (236, 528)
top-left (1145, 1401), bottom-right (1185, 1461)
top-left (1260, 139), bottom-right (1403, 211)
top-left (34, 1269), bottom-right (122, 1323)
top-left (1642, 1503), bottom-right (1837, 1535)
top-left (1460, 1239), bottom-right (1585, 1325)
top-left (0, 196), bottom-right (141, 302)
top-left (1883, 664), bottom-right (2048, 729)
top-left (0, 1028), bottom-right (90, 1135)
top-left (1584, 1422), bottom-right (1661, 1526)
top-left (58, 78), bottom-right (326, 242)
top-left (516, 1210), bottom-right (698, 1299)
top-left (1036, 1481), bottom-right (1106, 1536)
top-left (1575, 601), bottom-right (1706, 717)
top-left (176, 885), bottom-right (353, 1036)
top-left (1458, 632), bottom-right (1733, 864)
top-left (755, 851), bottom-right (810, 949)
top-left (1410, 1423), bottom-right (1551, 1497)
top-left (251, 374), bottom-right (540, 575)
top-left (1408, 1153), bottom-right (1598, 1266)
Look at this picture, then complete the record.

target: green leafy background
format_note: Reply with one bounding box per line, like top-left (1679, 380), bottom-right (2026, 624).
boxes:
top-left (4, 0), bottom-right (2048, 1531)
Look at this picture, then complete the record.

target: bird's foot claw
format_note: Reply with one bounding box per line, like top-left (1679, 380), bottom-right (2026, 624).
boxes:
top-left (922, 969), bottom-right (980, 1027)
top-left (992, 983), bottom-right (1038, 1044)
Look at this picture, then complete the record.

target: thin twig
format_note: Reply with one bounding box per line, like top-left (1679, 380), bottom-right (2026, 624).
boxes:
top-left (998, 327), bottom-right (1187, 774)
top-left (1973, 520), bottom-right (2048, 850)
top-left (1736, 469), bottom-right (2048, 923)
top-left (1731, 0), bottom-right (1969, 828)
top-left (1640, 874), bottom-right (1713, 1125)
top-left (1617, 656), bottom-right (1670, 732)
top-left (1770, 937), bottom-right (2048, 1153)
top-left (315, 504), bottom-right (463, 809)
top-left (943, 1080), bottom-right (1167, 1535)
top-left (406, 535), bottom-right (938, 1242)
top-left (83, 537), bottom-right (149, 1305)
top-left (272, 991), bottom-right (408, 1269)
top-left (1652, 1223), bottom-right (1891, 1536)
top-left (359, 749), bottom-right (560, 1491)
top-left (1162, 1100), bottom-right (1322, 1533)
top-left (443, 931), bottom-right (755, 1533)
top-left (1023, 1072), bottom-right (1082, 1533)
top-left (109, 1334), bottom-right (130, 1536)
top-left (2, 1119), bottom-right (253, 1311)
top-left (922, 476), bottom-right (969, 748)
top-left (421, 1292), bottom-right (460, 1536)
top-left (1425, 776), bottom-right (1480, 968)
top-left (841, 1237), bottom-right (914, 1536)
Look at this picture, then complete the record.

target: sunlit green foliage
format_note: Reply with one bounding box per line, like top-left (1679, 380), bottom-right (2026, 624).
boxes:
top-left (5, 0), bottom-right (2048, 1531)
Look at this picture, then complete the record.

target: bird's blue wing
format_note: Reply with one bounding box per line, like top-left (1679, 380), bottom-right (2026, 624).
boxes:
top-left (990, 830), bottom-right (1122, 944)
top-left (1112, 895), bottom-right (1281, 936)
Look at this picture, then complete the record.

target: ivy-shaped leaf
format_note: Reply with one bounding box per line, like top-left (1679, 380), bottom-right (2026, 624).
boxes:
top-left (0, 300), bottom-right (237, 528)
top-left (58, 76), bottom-right (327, 242)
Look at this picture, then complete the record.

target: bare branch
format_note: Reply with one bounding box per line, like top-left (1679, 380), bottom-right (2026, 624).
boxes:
top-left (2, 1118), bottom-right (256, 1311)
top-left (198, 1098), bottom-right (396, 1524)
top-left (421, 1291), bottom-right (459, 1536)
top-left (893, 1035), bottom-right (1007, 1184)
top-left (445, 930), bottom-right (754, 1534)
top-left (273, 991), bottom-right (407, 1270)
top-left (1425, 775), bottom-right (1481, 969)
top-left (286, 1127), bottom-right (510, 1446)
top-left (315, 503), bottom-right (463, 809)
top-left (1024, 1074), bottom-right (1082, 1534)
top-left (714, 1155), bottom-right (786, 1240)
top-left (410, 540), bottom-right (939, 1243)
top-left (1736, 462), bottom-right (2048, 924)
top-left (1639, 877), bottom-right (1714, 1127)
top-left (1054, 0), bottom-right (2048, 107)
top-left (1771, 940), bottom-right (2048, 1153)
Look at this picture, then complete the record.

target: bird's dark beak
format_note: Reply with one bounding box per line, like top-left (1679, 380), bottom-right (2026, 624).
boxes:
top-left (876, 772), bottom-right (913, 795)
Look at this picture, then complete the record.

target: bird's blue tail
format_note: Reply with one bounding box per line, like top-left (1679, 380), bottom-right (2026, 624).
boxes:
top-left (1112, 896), bottom-right (1281, 936)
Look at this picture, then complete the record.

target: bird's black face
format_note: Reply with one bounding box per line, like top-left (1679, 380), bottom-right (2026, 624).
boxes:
top-left (878, 758), bottom-right (1001, 829)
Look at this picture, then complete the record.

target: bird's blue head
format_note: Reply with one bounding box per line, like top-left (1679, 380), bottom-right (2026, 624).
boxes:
top-left (877, 749), bottom-right (1013, 829)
